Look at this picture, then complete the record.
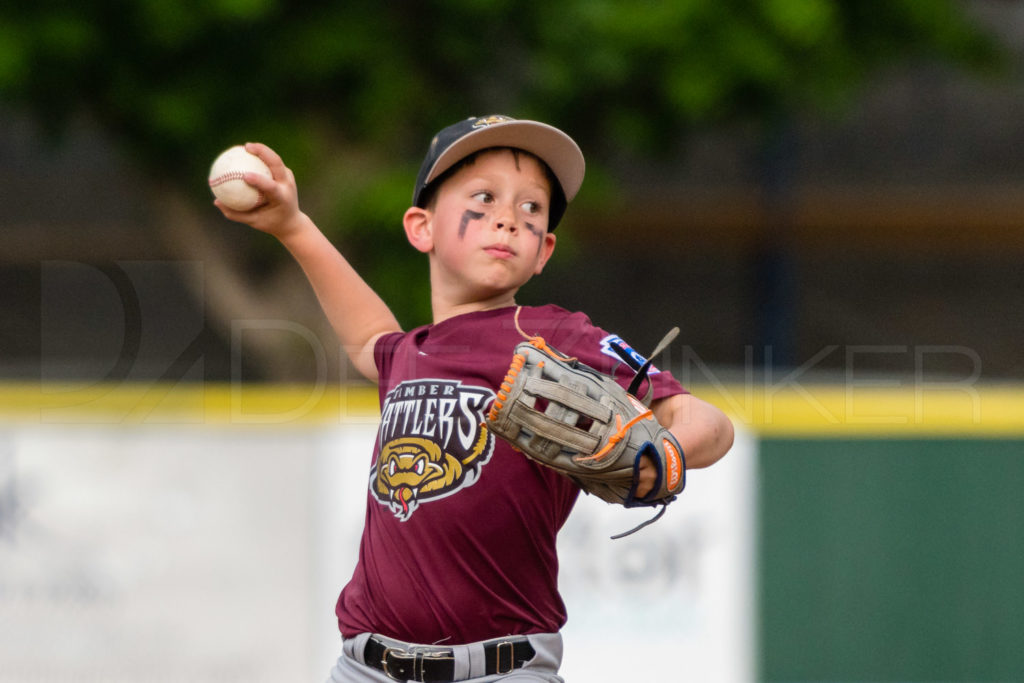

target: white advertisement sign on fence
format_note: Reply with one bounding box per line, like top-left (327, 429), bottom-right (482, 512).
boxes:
top-left (0, 421), bottom-right (753, 682)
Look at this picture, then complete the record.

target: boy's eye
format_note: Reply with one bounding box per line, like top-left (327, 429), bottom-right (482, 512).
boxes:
top-left (471, 191), bottom-right (494, 204)
top-left (521, 201), bottom-right (541, 214)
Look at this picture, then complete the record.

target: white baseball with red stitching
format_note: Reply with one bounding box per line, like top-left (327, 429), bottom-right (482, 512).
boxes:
top-left (208, 145), bottom-right (272, 211)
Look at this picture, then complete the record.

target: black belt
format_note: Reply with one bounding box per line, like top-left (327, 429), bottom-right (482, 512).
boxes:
top-left (364, 635), bottom-right (535, 682)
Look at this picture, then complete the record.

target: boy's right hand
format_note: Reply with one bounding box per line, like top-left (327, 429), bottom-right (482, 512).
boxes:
top-left (213, 142), bottom-right (305, 240)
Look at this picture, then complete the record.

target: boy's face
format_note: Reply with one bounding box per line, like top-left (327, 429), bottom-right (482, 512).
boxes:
top-left (424, 149), bottom-right (557, 302)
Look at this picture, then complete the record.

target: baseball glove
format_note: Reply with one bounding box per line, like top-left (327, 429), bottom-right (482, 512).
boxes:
top-left (486, 331), bottom-right (685, 537)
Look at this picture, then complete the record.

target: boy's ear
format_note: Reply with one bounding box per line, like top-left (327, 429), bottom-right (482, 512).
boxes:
top-left (533, 232), bottom-right (557, 275)
top-left (403, 206), bottom-right (433, 253)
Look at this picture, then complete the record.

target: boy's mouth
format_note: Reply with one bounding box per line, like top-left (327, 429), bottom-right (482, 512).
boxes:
top-left (483, 244), bottom-right (516, 259)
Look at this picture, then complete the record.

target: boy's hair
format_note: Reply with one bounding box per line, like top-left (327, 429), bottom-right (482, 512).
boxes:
top-left (412, 115), bottom-right (585, 231)
top-left (418, 147), bottom-right (565, 225)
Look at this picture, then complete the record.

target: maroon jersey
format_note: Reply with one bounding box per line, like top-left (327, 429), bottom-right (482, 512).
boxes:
top-left (335, 305), bottom-right (686, 644)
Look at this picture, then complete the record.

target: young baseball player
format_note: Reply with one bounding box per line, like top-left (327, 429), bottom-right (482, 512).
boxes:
top-left (215, 115), bottom-right (733, 682)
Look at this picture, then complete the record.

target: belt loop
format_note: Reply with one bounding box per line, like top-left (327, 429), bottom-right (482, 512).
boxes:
top-left (468, 639), bottom-right (488, 678)
top-left (413, 651), bottom-right (423, 682)
top-left (496, 640), bottom-right (514, 674)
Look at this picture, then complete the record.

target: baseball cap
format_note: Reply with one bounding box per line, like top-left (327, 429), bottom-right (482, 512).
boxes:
top-left (412, 115), bottom-right (585, 231)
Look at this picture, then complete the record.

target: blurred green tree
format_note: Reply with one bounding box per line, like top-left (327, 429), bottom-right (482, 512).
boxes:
top-left (0, 1), bottom-right (1000, 372)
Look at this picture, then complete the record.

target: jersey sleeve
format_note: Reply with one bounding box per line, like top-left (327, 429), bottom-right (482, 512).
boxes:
top-left (544, 309), bottom-right (688, 402)
top-left (373, 330), bottom-right (407, 381)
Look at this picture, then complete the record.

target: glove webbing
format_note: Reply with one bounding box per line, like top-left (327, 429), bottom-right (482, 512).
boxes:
top-left (490, 342), bottom-right (658, 467)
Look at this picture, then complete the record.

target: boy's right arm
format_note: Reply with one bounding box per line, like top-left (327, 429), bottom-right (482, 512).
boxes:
top-left (213, 143), bottom-right (401, 383)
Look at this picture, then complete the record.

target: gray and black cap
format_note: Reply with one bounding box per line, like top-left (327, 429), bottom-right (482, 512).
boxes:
top-left (412, 115), bottom-right (585, 231)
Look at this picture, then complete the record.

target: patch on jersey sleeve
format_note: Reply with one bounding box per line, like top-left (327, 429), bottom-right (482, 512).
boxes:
top-left (370, 379), bottom-right (495, 521)
top-left (600, 334), bottom-right (661, 375)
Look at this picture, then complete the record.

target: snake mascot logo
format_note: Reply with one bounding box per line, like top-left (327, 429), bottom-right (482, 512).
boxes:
top-left (371, 379), bottom-right (495, 520)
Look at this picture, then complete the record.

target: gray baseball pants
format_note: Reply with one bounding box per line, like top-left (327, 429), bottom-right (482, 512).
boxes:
top-left (327, 632), bottom-right (565, 682)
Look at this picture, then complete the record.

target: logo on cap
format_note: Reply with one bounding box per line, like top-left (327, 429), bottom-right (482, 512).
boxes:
top-left (472, 115), bottom-right (514, 128)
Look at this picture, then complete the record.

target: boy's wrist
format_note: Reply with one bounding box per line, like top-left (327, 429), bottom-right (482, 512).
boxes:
top-left (275, 211), bottom-right (318, 245)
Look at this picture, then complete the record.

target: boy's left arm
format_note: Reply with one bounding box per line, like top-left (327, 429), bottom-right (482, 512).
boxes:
top-left (653, 393), bottom-right (733, 469)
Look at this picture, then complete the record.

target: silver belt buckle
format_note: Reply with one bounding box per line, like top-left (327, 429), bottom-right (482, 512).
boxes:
top-left (381, 644), bottom-right (454, 681)
top-left (380, 647), bottom-right (409, 681)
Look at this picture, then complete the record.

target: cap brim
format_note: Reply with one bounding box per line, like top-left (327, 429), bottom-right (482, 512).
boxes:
top-left (423, 120), bottom-right (585, 202)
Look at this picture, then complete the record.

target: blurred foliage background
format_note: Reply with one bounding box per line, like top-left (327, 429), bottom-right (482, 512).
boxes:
top-left (3, 7), bottom-right (1022, 682)
top-left (0, 0), bottom-right (1014, 381)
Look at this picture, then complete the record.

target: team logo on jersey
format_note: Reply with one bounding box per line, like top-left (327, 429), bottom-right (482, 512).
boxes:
top-left (371, 379), bottom-right (495, 521)
top-left (599, 335), bottom-right (661, 375)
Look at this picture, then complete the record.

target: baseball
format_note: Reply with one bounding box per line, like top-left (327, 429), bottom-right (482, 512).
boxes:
top-left (208, 145), bottom-right (272, 211)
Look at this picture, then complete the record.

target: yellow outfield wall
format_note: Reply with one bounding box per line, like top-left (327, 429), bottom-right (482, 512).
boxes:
top-left (2, 381), bottom-right (1022, 437)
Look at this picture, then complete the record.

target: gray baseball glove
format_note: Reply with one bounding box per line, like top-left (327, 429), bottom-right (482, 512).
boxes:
top-left (486, 333), bottom-right (685, 536)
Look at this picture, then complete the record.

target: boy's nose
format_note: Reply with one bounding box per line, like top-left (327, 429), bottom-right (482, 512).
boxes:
top-left (494, 205), bottom-right (517, 233)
